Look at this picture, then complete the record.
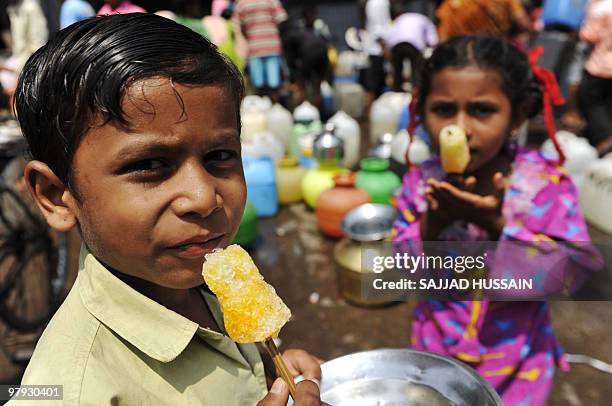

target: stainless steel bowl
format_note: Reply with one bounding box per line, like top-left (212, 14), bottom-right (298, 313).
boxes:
top-left (289, 348), bottom-right (503, 406)
top-left (341, 204), bottom-right (397, 242)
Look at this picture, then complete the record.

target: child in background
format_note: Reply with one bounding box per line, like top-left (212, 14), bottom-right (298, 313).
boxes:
top-left (393, 36), bottom-right (599, 405)
top-left (10, 14), bottom-right (322, 406)
top-left (232, 0), bottom-right (287, 101)
top-left (0, 0), bottom-right (48, 97)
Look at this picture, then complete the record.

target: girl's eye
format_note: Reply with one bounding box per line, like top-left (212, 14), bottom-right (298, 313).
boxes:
top-left (469, 104), bottom-right (498, 117)
top-left (430, 103), bottom-right (456, 117)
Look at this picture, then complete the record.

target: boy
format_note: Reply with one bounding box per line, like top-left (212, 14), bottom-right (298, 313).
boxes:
top-left (10, 14), bottom-right (322, 405)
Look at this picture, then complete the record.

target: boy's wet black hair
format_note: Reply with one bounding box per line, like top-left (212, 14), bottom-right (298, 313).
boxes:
top-left (15, 13), bottom-right (244, 193)
top-left (417, 36), bottom-right (543, 124)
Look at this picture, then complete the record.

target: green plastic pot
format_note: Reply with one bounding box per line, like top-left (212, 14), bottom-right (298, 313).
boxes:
top-left (355, 158), bottom-right (401, 205)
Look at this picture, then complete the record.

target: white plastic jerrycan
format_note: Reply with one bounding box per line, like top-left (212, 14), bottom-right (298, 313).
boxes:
top-left (241, 132), bottom-right (285, 160)
top-left (266, 103), bottom-right (293, 150)
top-left (333, 82), bottom-right (366, 120)
top-left (241, 111), bottom-right (268, 142)
top-left (327, 110), bottom-right (361, 169)
top-left (369, 92), bottom-right (412, 144)
top-left (293, 101), bottom-right (320, 124)
top-left (241, 95), bottom-right (272, 114)
top-left (580, 156), bottom-right (612, 234)
top-left (391, 129), bottom-right (431, 166)
top-left (541, 130), bottom-right (598, 188)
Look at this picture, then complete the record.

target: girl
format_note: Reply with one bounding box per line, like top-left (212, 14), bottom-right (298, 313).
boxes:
top-left (392, 36), bottom-right (600, 405)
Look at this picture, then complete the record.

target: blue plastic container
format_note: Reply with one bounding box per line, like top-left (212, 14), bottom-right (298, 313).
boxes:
top-left (243, 157), bottom-right (278, 217)
top-left (398, 107), bottom-right (430, 145)
top-left (541, 0), bottom-right (589, 30)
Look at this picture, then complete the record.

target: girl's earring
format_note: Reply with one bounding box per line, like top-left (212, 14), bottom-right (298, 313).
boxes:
top-left (504, 132), bottom-right (519, 160)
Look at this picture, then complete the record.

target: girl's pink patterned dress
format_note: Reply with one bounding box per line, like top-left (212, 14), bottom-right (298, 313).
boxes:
top-left (392, 149), bottom-right (600, 406)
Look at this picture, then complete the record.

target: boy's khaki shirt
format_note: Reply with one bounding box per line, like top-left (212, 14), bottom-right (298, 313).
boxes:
top-left (10, 246), bottom-right (268, 405)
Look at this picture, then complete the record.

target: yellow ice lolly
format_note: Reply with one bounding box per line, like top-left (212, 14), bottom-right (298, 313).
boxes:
top-left (439, 125), bottom-right (471, 174)
top-left (202, 244), bottom-right (291, 343)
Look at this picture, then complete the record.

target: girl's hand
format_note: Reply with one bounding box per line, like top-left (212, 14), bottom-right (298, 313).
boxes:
top-left (426, 172), bottom-right (508, 238)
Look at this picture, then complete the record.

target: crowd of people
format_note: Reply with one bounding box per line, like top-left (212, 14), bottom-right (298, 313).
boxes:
top-left (1, 0), bottom-right (609, 154)
top-left (1, 1), bottom-right (611, 406)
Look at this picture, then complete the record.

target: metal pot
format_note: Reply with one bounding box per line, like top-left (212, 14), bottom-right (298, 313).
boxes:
top-left (313, 123), bottom-right (344, 165)
top-left (334, 204), bottom-right (400, 307)
top-left (289, 348), bottom-right (503, 406)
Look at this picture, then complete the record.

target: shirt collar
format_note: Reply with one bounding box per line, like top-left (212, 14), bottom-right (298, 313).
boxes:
top-left (77, 245), bottom-right (200, 363)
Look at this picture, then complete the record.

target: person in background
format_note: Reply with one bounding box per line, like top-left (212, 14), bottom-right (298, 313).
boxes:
top-left (578, 0), bottom-right (612, 156)
top-left (212, 0), bottom-right (230, 16)
top-left (364, 0), bottom-right (391, 105)
top-left (393, 35), bottom-right (600, 405)
top-left (60, 0), bottom-right (95, 29)
top-left (383, 9), bottom-right (437, 92)
top-left (169, 0), bottom-right (208, 37)
top-left (203, 1), bottom-right (248, 73)
top-left (436, 0), bottom-right (531, 42)
top-left (284, 5), bottom-right (332, 111)
top-left (97, 0), bottom-right (145, 15)
top-left (0, 0), bottom-right (48, 98)
top-left (232, 0), bottom-right (287, 101)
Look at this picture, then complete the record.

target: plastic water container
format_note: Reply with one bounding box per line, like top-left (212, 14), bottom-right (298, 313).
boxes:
top-left (580, 157), bottom-right (612, 234)
top-left (294, 101), bottom-right (320, 123)
top-left (241, 111), bottom-right (267, 141)
top-left (333, 82), bottom-right (366, 120)
top-left (289, 121), bottom-right (323, 164)
top-left (335, 50), bottom-right (360, 78)
top-left (541, 130), bottom-right (598, 188)
top-left (327, 110), bottom-right (361, 169)
top-left (320, 81), bottom-right (336, 120)
top-left (541, 0), bottom-right (588, 30)
top-left (243, 156), bottom-right (278, 217)
top-left (398, 106), bottom-right (429, 143)
top-left (232, 200), bottom-right (257, 247)
top-left (276, 157), bottom-right (306, 204)
top-left (241, 95), bottom-right (272, 113)
top-left (355, 158), bottom-right (402, 205)
top-left (391, 129), bottom-right (431, 166)
top-left (241, 132), bottom-right (284, 160)
top-left (266, 103), bottom-right (293, 149)
top-left (370, 92), bottom-right (412, 144)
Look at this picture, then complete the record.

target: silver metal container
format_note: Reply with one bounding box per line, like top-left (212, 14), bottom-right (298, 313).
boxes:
top-left (313, 123), bottom-right (344, 165)
top-left (289, 348), bottom-right (503, 406)
top-left (369, 132), bottom-right (395, 160)
top-left (334, 204), bottom-right (398, 306)
top-left (341, 204), bottom-right (397, 242)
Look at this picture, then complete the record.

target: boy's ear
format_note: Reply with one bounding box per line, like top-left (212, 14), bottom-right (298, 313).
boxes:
top-left (23, 161), bottom-right (78, 233)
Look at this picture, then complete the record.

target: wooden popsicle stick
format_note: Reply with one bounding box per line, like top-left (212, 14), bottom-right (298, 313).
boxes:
top-left (263, 337), bottom-right (297, 399)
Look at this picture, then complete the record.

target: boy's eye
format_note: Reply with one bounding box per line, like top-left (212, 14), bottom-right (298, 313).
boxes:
top-left (206, 149), bottom-right (239, 163)
top-left (120, 159), bottom-right (173, 181)
top-left (126, 159), bottom-right (167, 172)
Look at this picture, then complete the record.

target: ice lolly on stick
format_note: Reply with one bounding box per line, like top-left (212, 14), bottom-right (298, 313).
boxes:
top-left (439, 125), bottom-right (470, 174)
top-left (202, 244), bottom-right (296, 396)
